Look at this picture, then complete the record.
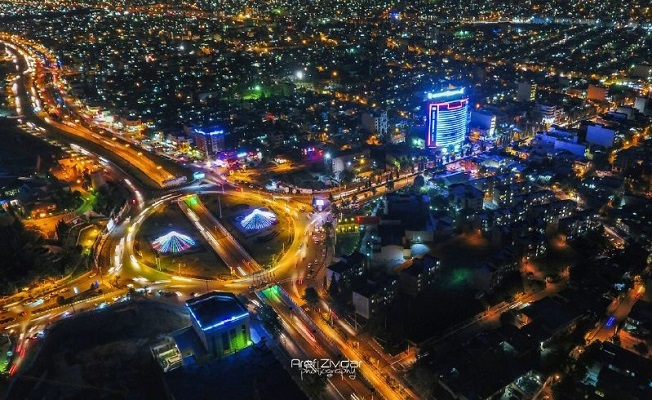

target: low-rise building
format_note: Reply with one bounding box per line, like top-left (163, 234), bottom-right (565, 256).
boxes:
top-left (449, 183), bottom-right (484, 211)
top-left (352, 278), bottom-right (398, 319)
top-left (493, 181), bottom-right (533, 207)
top-left (185, 292), bottom-right (251, 358)
top-left (398, 255), bottom-right (441, 297)
top-left (558, 210), bottom-right (601, 240)
top-left (581, 342), bottom-right (652, 399)
top-left (516, 297), bottom-right (583, 349)
top-left (326, 252), bottom-right (366, 288)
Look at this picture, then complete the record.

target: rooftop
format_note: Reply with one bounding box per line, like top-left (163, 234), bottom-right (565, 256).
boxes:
top-left (186, 292), bottom-right (248, 332)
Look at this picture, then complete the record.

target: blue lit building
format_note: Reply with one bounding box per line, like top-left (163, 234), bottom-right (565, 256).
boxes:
top-left (186, 292), bottom-right (251, 357)
top-left (425, 88), bottom-right (469, 152)
top-left (185, 125), bottom-right (226, 159)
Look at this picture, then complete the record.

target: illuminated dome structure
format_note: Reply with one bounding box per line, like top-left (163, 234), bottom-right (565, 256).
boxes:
top-left (151, 231), bottom-right (196, 254)
top-left (240, 209), bottom-right (276, 230)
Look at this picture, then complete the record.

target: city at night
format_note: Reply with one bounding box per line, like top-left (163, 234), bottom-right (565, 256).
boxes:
top-left (0, 1), bottom-right (650, 399)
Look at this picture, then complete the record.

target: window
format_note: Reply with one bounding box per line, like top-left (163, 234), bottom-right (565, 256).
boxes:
top-left (222, 332), bottom-right (230, 351)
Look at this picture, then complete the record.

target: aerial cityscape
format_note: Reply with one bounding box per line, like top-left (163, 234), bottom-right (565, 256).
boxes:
top-left (0, 0), bottom-right (650, 399)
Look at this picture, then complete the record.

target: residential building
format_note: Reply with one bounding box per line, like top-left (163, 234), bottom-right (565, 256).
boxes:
top-left (517, 81), bottom-right (537, 103)
top-left (398, 255), bottom-right (441, 297)
top-left (352, 278), bottom-right (398, 319)
top-left (558, 210), bottom-right (601, 240)
top-left (449, 183), bottom-right (484, 211)
top-left (326, 252), bottom-right (366, 288)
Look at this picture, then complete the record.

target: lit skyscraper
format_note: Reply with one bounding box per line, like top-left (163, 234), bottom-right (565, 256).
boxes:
top-left (425, 88), bottom-right (469, 151)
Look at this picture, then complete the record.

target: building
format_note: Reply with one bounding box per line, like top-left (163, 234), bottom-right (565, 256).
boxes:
top-left (586, 123), bottom-right (616, 148)
top-left (361, 111), bottom-right (388, 137)
top-left (352, 278), bottom-right (398, 319)
top-left (398, 255), bottom-right (441, 297)
top-left (582, 342), bottom-right (652, 399)
top-left (449, 183), bottom-right (484, 211)
top-left (517, 81), bottom-right (537, 102)
top-left (624, 301), bottom-right (652, 337)
top-left (616, 106), bottom-right (637, 120)
top-left (536, 103), bottom-right (561, 125)
top-left (493, 181), bottom-right (533, 207)
top-left (325, 148), bottom-right (370, 175)
top-left (469, 109), bottom-right (497, 140)
top-left (634, 97), bottom-right (648, 114)
top-left (632, 64), bottom-right (652, 80)
top-left (517, 296), bottom-right (583, 349)
top-left (586, 84), bottom-right (608, 102)
top-left (185, 292), bottom-right (251, 357)
top-left (326, 252), bottom-right (366, 288)
top-left (380, 193), bottom-right (434, 244)
top-left (558, 210), bottom-right (601, 241)
top-left (185, 125), bottom-right (226, 159)
top-left (151, 338), bottom-right (183, 372)
top-left (425, 88), bottom-right (469, 152)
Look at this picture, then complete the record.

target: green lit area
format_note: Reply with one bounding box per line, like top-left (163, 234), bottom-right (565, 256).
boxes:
top-left (185, 195), bottom-right (199, 207)
top-left (76, 191), bottom-right (97, 214)
top-left (449, 267), bottom-right (472, 287)
top-left (0, 335), bottom-right (12, 374)
top-left (241, 84), bottom-right (274, 100)
top-left (454, 30), bottom-right (473, 39)
top-left (228, 330), bottom-right (249, 352)
top-left (262, 285), bottom-right (280, 299)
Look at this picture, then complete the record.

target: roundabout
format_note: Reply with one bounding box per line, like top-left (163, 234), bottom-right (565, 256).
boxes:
top-left (108, 185), bottom-right (317, 295)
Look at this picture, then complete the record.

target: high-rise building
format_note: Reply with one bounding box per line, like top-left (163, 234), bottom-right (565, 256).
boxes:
top-left (185, 125), bottom-right (226, 159)
top-left (425, 88), bottom-right (469, 151)
top-left (517, 81), bottom-right (537, 102)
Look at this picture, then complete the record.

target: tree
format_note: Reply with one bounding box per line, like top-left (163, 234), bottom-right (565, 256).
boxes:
top-left (329, 275), bottom-right (340, 297)
top-left (55, 219), bottom-right (70, 242)
top-left (303, 286), bottom-right (320, 308)
top-left (413, 175), bottom-right (425, 189)
top-left (634, 342), bottom-right (649, 356)
top-left (339, 169), bottom-right (355, 185)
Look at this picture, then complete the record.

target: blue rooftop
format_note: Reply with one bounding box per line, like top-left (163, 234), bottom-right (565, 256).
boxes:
top-left (186, 292), bottom-right (248, 332)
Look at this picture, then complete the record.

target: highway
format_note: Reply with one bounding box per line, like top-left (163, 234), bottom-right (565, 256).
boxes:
top-left (0, 34), bottom-right (183, 189)
top-left (261, 287), bottom-right (376, 399)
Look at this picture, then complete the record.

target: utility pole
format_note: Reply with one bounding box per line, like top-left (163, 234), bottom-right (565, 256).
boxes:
top-left (218, 195), bottom-right (222, 219)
